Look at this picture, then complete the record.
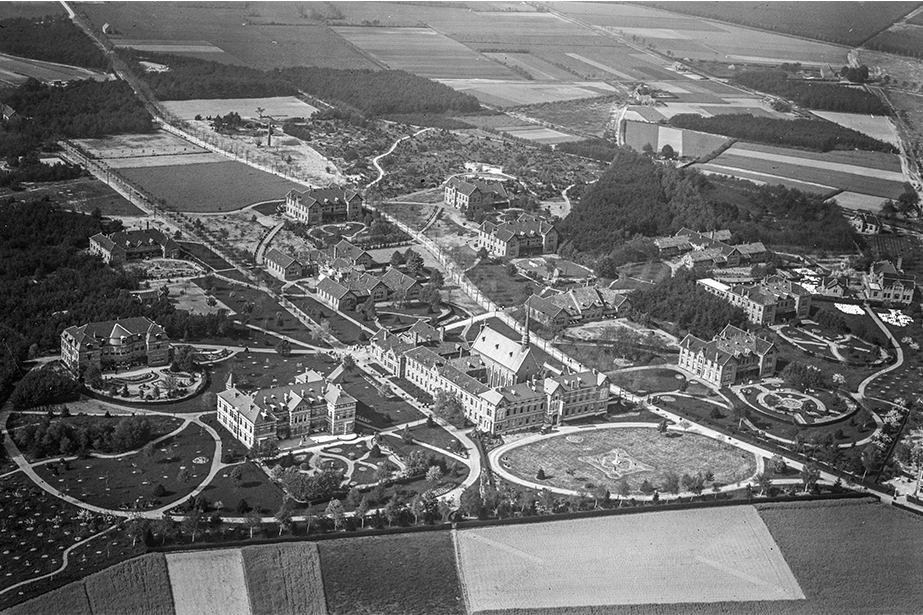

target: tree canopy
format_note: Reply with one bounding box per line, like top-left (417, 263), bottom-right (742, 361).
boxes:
top-left (0, 16), bottom-right (108, 70)
top-left (733, 71), bottom-right (890, 115)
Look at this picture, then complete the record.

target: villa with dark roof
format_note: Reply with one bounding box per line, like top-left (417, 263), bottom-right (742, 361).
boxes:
top-left (525, 286), bottom-right (630, 327)
top-left (89, 228), bottom-right (181, 265)
top-left (863, 260), bottom-right (916, 305)
top-left (217, 369), bottom-right (356, 448)
top-left (444, 177), bottom-right (509, 212)
top-left (61, 317), bottom-right (171, 374)
top-left (653, 228), bottom-right (769, 271)
top-left (284, 187), bottom-right (363, 226)
top-left (697, 276), bottom-right (811, 325)
top-left (678, 324), bottom-right (777, 386)
top-left (478, 214), bottom-right (559, 258)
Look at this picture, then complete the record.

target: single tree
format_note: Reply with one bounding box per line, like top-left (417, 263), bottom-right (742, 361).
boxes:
top-left (229, 465), bottom-right (244, 490)
top-left (756, 471), bottom-right (772, 496)
top-left (177, 467), bottom-right (191, 483)
top-left (181, 511), bottom-right (202, 543)
top-left (426, 465), bottom-right (443, 487)
top-left (244, 510), bottom-right (262, 538)
top-left (325, 499), bottom-right (346, 530)
top-left (275, 504), bottom-right (293, 536)
top-left (355, 496), bottom-right (371, 528)
top-left (801, 462), bottom-right (821, 494)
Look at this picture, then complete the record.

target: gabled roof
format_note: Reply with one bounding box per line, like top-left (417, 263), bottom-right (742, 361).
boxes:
top-left (265, 248), bottom-right (300, 270)
top-left (381, 267), bottom-right (420, 293)
top-left (471, 323), bottom-right (540, 377)
top-left (479, 382), bottom-right (544, 406)
top-left (63, 317), bottom-right (167, 347)
top-left (525, 294), bottom-right (568, 320)
top-left (544, 370), bottom-right (608, 395)
top-left (316, 277), bottom-right (352, 300)
top-left (288, 186), bottom-right (361, 206)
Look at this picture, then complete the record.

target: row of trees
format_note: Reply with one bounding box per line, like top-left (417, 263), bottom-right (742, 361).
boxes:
top-left (733, 71), bottom-right (890, 115)
top-left (0, 16), bottom-right (108, 70)
top-left (667, 113), bottom-right (895, 153)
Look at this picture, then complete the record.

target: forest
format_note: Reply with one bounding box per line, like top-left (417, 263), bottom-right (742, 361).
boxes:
top-left (560, 147), bottom-right (857, 269)
top-left (667, 114), bottom-right (895, 153)
top-left (0, 78), bottom-right (154, 159)
top-left (556, 138), bottom-right (620, 162)
top-left (628, 271), bottom-right (748, 339)
top-left (0, 16), bottom-right (109, 70)
top-left (11, 413), bottom-right (155, 457)
top-left (733, 71), bottom-right (890, 116)
top-left (0, 153), bottom-right (84, 189)
top-left (0, 200), bottom-right (235, 396)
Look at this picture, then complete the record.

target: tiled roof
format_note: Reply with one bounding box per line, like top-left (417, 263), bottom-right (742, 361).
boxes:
top-left (317, 277), bottom-right (352, 299)
top-left (63, 317), bottom-right (167, 348)
top-left (265, 248), bottom-right (299, 269)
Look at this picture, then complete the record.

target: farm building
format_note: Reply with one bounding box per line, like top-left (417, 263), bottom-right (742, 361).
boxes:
top-left (444, 177), bottom-right (509, 212)
top-left (678, 325), bottom-right (778, 387)
top-left (89, 228), bottom-right (181, 265)
top-left (284, 187), bottom-right (363, 226)
top-left (264, 248), bottom-right (305, 281)
top-left (61, 317), bottom-right (171, 374)
top-left (847, 211), bottom-right (882, 235)
top-left (525, 286), bottom-right (630, 327)
top-left (862, 260), bottom-right (916, 305)
top-left (217, 368), bottom-right (357, 448)
top-left (479, 214), bottom-right (559, 258)
top-left (697, 276), bottom-right (811, 325)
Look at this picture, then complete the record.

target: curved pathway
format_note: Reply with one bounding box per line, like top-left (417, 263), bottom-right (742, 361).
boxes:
top-left (857, 306), bottom-right (905, 399)
top-left (254, 221), bottom-right (285, 265)
top-left (488, 422), bottom-right (762, 499)
top-left (367, 128), bottom-right (433, 190)
top-left (0, 524), bottom-right (118, 598)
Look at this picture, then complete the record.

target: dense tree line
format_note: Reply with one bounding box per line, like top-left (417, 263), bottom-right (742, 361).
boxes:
top-left (667, 113), bottom-right (895, 153)
top-left (733, 71), bottom-right (890, 116)
top-left (11, 414), bottom-right (154, 458)
top-left (119, 51), bottom-right (297, 100)
top-left (0, 16), bottom-right (108, 70)
top-left (0, 155), bottom-right (84, 189)
top-left (9, 367), bottom-right (80, 409)
top-left (560, 147), bottom-right (857, 261)
top-left (278, 66), bottom-right (481, 116)
top-left (556, 138), bottom-right (620, 162)
top-left (628, 271), bottom-right (748, 338)
top-left (1, 78), bottom-right (153, 158)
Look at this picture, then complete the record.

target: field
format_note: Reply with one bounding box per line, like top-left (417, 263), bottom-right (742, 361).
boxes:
top-left (178, 242), bottom-right (234, 271)
top-left (502, 427), bottom-right (756, 494)
top-left (241, 543), bottom-right (327, 615)
top-left (318, 532), bottom-right (463, 615)
top-left (201, 462), bottom-right (284, 515)
top-left (0, 177), bottom-right (146, 217)
top-left (72, 131), bottom-right (227, 170)
top-left (333, 26), bottom-right (515, 80)
top-left (468, 261), bottom-right (536, 308)
top-left (548, 2), bottom-right (848, 65)
top-left (698, 141), bottom-right (908, 200)
top-left (117, 160), bottom-right (303, 212)
top-left (167, 550), bottom-right (250, 615)
top-left (0, 51), bottom-right (110, 86)
top-left (867, 24), bottom-right (923, 59)
top-left (497, 125), bottom-right (579, 144)
top-left (623, 120), bottom-right (730, 159)
top-left (810, 111), bottom-right (902, 147)
top-left (83, 554), bottom-right (174, 615)
top-left (4, 582), bottom-right (93, 615)
top-left (439, 78), bottom-right (616, 107)
top-left (80, 3), bottom-right (376, 70)
top-left (521, 96), bottom-right (624, 137)
top-left (609, 367), bottom-right (687, 394)
top-left (162, 96), bottom-right (319, 121)
top-left (456, 507), bottom-right (804, 612)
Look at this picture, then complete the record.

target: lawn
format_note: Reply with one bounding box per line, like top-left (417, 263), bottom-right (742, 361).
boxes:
top-left (200, 462), bottom-right (284, 516)
top-left (502, 426), bottom-right (756, 493)
top-left (83, 554), bottom-right (174, 615)
top-left (290, 295), bottom-right (368, 344)
top-left (117, 160), bottom-right (303, 213)
top-left (32, 423), bottom-right (213, 511)
top-left (318, 532), bottom-right (464, 615)
top-left (338, 370), bottom-right (425, 430)
top-left (775, 340), bottom-right (877, 395)
top-left (468, 261), bottom-right (537, 308)
top-left (456, 507), bottom-right (803, 612)
top-left (609, 367), bottom-right (687, 394)
top-left (4, 582), bottom-right (93, 615)
top-left (178, 241), bottom-right (234, 271)
top-left (241, 543), bottom-right (326, 615)
top-left (1, 177), bottom-right (146, 217)
top-left (403, 422), bottom-right (466, 455)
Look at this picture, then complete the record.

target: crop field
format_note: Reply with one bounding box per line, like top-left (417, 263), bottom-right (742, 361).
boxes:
top-left (0, 1), bottom-right (65, 19)
top-left (1, 177), bottom-right (146, 217)
top-left (623, 120), bottom-right (730, 159)
top-left (241, 543), bottom-right (327, 615)
top-left (4, 582), bottom-right (93, 615)
top-left (502, 426), bottom-right (756, 494)
top-left (162, 96), bottom-right (319, 121)
top-left (333, 26), bottom-right (515, 80)
top-left (701, 142), bottom-right (908, 199)
top-left (0, 52), bottom-right (110, 87)
top-left (456, 507), bottom-right (804, 612)
top-left (83, 554), bottom-right (175, 615)
top-left (810, 111), bottom-right (902, 147)
top-left (867, 24), bottom-right (923, 59)
top-left (81, 3), bottom-right (375, 70)
top-left (499, 125), bottom-right (579, 144)
top-left (521, 95), bottom-right (624, 137)
top-left (167, 550), bottom-right (250, 615)
top-left (547, 1), bottom-right (847, 66)
top-left (318, 532), bottom-right (463, 615)
top-left (117, 160), bottom-right (303, 212)
top-left (439, 79), bottom-right (616, 107)
top-left (74, 131), bottom-right (208, 159)
top-left (827, 191), bottom-right (891, 212)
top-left (482, 52), bottom-right (577, 81)
top-left (695, 163), bottom-right (837, 195)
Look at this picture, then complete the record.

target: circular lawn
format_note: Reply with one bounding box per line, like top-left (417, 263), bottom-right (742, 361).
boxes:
top-left (501, 427), bottom-right (756, 495)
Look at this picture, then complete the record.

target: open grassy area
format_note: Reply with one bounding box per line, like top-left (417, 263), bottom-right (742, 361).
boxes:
top-left (338, 370), bottom-right (425, 430)
top-left (4, 582), bottom-right (93, 615)
top-left (503, 426), bottom-right (756, 494)
top-left (469, 261), bottom-right (536, 308)
top-left (200, 462), bottom-right (284, 516)
top-left (32, 423), bottom-right (213, 511)
top-left (242, 543), bottom-right (327, 615)
top-left (0, 177), bottom-right (146, 217)
top-left (403, 422), bottom-right (465, 455)
top-left (609, 367), bottom-right (687, 394)
top-left (290, 295), bottom-right (367, 344)
top-left (83, 554), bottom-right (174, 615)
top-left (166, 549), bottom-right (250, 615)
top-left (318, 532), bottom-right (464, 615)
top-left (178, 242), bottom-right (234, 271)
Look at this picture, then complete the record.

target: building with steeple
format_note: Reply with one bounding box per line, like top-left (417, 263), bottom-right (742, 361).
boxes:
top-left (470, 318), bottom-right (541, 388)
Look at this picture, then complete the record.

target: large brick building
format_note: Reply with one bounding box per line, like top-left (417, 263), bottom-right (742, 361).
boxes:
top-left (678, 325), bottom-right (777, 387)
top-left (217, 369), bottom-right (356, 448)
top-left (61, 317), bottom-right (171, 374)
top-left (478, 214), bottom-right (559, 258)
top-left (89, 228), bottom-right (181, 265)
top-left (284, 187), bottom-right (362, 226)
top-left (697, 276), bottom-right (812, 325)
top-left (525, 286), bottom-right (630, 327)
top-left (444, 177), bottom-right (509, 212)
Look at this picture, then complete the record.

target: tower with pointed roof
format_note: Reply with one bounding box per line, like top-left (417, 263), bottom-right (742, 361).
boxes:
top-left (521, 310), bottom-right (530, 352)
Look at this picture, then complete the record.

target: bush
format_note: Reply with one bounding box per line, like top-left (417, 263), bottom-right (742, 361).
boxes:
top-left (152, 483), bottom-right (166, 498)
